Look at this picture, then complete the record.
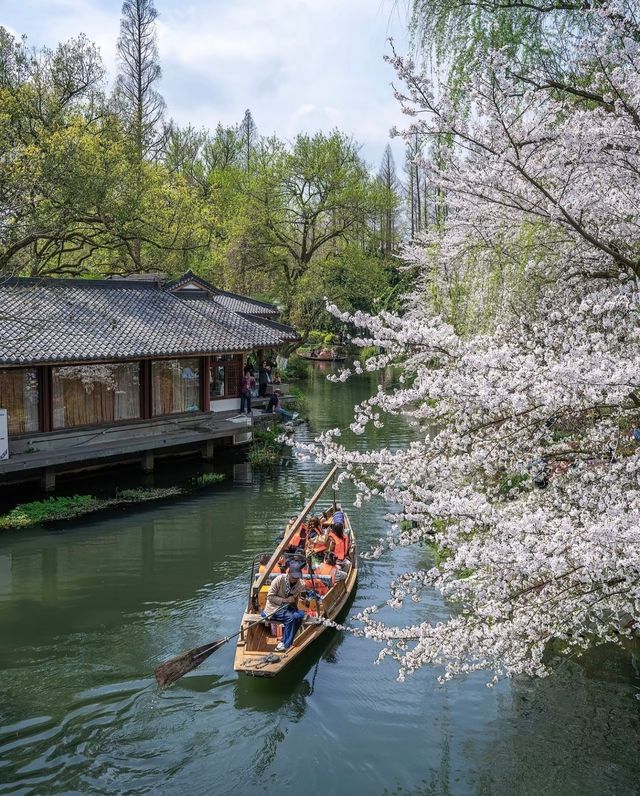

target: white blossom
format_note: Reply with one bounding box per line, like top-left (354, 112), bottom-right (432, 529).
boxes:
top-left (303, 9), bottom-right (640, 682)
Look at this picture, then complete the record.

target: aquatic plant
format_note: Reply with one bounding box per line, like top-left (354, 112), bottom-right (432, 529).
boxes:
top-left (248, 425), bottom-right (283, 467)
top-left (192, 472), bottom-right (226, 488)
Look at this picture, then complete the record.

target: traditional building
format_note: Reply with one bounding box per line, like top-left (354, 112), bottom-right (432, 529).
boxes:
top-left (0, 272), bottom-right (298, 488)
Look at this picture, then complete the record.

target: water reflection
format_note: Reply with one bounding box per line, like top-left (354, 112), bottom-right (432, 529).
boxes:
top-left (0, 368), bottom-right (639, 795)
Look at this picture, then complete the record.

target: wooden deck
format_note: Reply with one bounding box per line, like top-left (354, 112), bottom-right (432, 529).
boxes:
top-left (0, 398), bottom-right (288, 489)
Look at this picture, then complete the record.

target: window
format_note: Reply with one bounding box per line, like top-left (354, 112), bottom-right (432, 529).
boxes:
top-left (209, 356), bottom-right (242, 400)
top-left (0, 368), bottom-right (40, 434)
top-left (52, 363), bottom-right (140, 429)
top-left (152, 358), bottom-right (200, 416)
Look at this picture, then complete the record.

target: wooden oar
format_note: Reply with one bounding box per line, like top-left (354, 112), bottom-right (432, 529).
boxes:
top-left (154, 612), bottom-right (277, 688)
top-left (253, 464), bottom-right (339, 594)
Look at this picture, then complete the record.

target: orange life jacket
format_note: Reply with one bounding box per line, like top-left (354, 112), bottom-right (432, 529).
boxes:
top-left (328, 531), bottom-right (349, 561)
top-left (289, 524), bottom-right (307, 549)
top-left (316, 562), bottom-right (337, 585)
top-left (303, 567), bottom-right (329, 595)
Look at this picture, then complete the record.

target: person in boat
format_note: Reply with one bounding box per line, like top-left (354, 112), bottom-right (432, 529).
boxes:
top-left (310, 551), bottom-right (339, 595)
top-left (332, 504), bottom-right (345, 529)
top-left (306, 517), bottom-right (328, 563)
top-left (263, 560), bottom-right (307, 652)
top-left (288, 521), bottom-right (307, 551)
top-left (258, 553), bottom-right (271, 574)
top-left (328, 523), bottom-right (350, 569)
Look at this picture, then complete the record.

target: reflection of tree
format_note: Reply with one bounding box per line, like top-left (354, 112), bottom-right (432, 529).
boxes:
top-left (476, 655), bottom-right (640, 793)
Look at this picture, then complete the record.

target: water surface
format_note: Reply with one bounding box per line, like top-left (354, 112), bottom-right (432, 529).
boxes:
top-left (1, 366), bottom-right (638, 795)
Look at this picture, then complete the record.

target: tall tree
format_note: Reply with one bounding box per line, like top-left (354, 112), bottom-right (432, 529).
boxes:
top-left (377, 144), bottom-right (401, 254)
top-left (238, 109), bottom-right (258, 172)
top-left (251, 132), bottom-right (374, 312)
top-left (115, 0), bottom-right (165, 161)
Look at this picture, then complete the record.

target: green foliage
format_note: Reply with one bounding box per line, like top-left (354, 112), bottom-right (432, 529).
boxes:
top-left (0, 27), bottom-right (212, 277)
top-left (409, 0), bottom-right (574, 90)
top-left (192, 472), bottom-right (225, 488)
top-left (282, 355), bottom-right (309, 381)
top-left (0, 24), bottom-right (404, 330)
top-left (248, 424), bottom-right (283, 468)
top-left (358, 346), bottom-right (379, 364)
top-left (0, 487), bottom-right (182, 530)
top-left (497, 472), bottom-right (531, 500)
top-left (286, 386), bottom-right (308, 417)
top-left (0, 495), bottom-right (99, 529)
top-left (116, 487), bottom-right (180, 500)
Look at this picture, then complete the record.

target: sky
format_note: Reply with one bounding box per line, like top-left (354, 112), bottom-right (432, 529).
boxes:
top-left (1, 0), bottom-right (412, 170)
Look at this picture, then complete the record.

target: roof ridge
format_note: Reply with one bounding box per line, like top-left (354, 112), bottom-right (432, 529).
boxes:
top-left (1, 276), bottom-right (159, 290)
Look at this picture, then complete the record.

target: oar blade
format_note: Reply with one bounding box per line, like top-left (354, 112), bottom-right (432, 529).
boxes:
top-left (154, 638), bottom-right (227, 689)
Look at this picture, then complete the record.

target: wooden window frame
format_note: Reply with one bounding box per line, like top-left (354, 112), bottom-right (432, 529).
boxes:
top-left (209, 354), bottom-right (243, 401)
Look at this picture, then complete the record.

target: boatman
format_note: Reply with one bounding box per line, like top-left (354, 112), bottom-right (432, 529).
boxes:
top-left (263, 560), bottom-right (307, 653)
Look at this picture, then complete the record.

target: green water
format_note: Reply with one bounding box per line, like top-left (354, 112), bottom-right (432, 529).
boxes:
top-left (0, 366), bottom-right (639, 795)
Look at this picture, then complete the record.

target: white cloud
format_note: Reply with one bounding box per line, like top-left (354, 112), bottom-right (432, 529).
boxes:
top-left (3, 0), bottom-right (410, 166)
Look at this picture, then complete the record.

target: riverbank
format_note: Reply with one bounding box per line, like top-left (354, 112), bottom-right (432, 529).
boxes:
top-left (0, 473), bottom-right (225, 531)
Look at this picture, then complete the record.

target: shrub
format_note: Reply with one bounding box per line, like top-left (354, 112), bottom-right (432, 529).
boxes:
top-left (282, 355), bottom-right (309, 381)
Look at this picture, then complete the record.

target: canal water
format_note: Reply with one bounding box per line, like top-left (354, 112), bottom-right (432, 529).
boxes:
top-left (0, 366), bottom-right (639, 795)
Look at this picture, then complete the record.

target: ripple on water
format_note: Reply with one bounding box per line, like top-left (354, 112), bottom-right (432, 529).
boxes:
top-left (0, 371), bottom-right (639, 795)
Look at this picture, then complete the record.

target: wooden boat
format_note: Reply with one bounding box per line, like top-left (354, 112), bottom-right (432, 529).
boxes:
top-left (233, 466), bottom-right (357, 676)
top-left (301, 353), bottom-right (346, 362)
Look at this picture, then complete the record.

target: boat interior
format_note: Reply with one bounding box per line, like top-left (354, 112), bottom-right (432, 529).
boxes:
top-left (240, 504), bottom-right (355, 655)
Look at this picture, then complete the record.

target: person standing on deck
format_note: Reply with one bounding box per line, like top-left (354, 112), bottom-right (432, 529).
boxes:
top-left (258, 361), bottom-right (271, 397)
top-left (239, 370), bottom-right (254, 415)
top-left (263, 560), bottom-right (306, 652)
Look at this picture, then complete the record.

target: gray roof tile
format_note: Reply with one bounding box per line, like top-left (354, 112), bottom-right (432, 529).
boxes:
top-left (0, 277), bottom-right (297, 366)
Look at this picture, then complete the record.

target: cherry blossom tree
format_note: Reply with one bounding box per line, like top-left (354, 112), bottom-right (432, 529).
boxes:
top-left (304, 7), bottom-right (640, 682)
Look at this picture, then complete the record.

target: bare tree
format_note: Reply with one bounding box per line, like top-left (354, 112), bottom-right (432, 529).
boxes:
top-left (115, 0), bottom-right (165, 160)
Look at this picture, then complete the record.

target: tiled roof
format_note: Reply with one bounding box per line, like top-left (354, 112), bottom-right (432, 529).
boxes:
top-left (237, 312), bottom-right (301, 344)
top-left (182, 294), bottom-right (299, 347)
top-left (212, 289), bottom-right (279, 318)
top-left (165, 270), bottom-right (280, 317)
top-left (0, 277), bottom-right (297, 366)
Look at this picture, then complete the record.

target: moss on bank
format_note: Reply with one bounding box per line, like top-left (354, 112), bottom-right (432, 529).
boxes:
top-left (0, 475), bottom-right (226, 531)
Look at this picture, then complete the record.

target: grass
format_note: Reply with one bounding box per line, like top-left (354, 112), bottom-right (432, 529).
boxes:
top-left (0, 478), bottom-right (225, 532)
top-left (248, 425), bottom-right (283, 468)
top-left (192, 472), bottom-right (226, 489)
